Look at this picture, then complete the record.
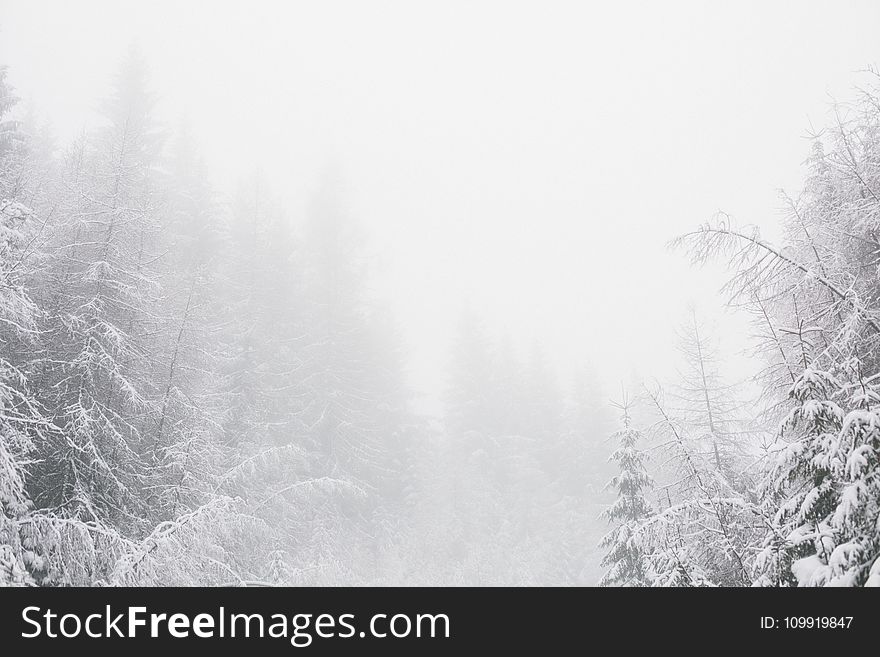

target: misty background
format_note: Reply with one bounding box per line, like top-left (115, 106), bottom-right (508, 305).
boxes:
top-left (6, 0), bottom-right (878, 401)
top-left (2, 1), bottom-right (880, 586)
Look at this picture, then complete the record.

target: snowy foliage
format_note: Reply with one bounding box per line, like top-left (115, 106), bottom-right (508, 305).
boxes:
top-left (599, 397), bottom-right (652, 586)
top-left (674, 74), bottom-right (880, 587)
top-left (7, 47), bottom-right (880, 588)
top-left (0, 56), bottom-right (430, 586)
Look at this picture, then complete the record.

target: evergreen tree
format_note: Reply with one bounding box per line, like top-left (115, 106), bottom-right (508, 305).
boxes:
top-left (599, 395), bottom-right (652, 586)
top-left (754, 367), bottom-right (844, 585)
top-left (830, 378), bottom-right (880, 586)
top-left (25, 50), bottom-right (164, 529)
top-left (0, 199), bottom-right (45, 586)
top-left (754, 365), bottom-right (880, 586)
top-left (299, 169), bottom-right (394, 489)
top-left (678, 75), bottom-right (880, 587)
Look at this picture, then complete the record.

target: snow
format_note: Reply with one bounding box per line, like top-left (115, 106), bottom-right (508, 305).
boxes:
top-left (866, 557), bottom-right (880, 587)
top-left (791, 554), bottom-right (828, 587)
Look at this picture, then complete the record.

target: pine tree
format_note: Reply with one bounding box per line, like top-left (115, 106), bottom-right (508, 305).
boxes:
top-left (214, 173), bottom-right (354, 578)
top-left (677, 74), bottom-right (880, 587)
top-left (0, 198), bottom-right (44, 587)
top-left (827, 376), bottom-right (880, 586)
top-left (299, 169), bottom-right (393, 488)
top-left (24, 50), bottom-right (165, 532)
top-left (599, 394), bottom-right (652, 586)
top-left (754, 367), bottom-right (844, 586)
top-left (0, 70), bottom-right (55, 586)
top-left (754, 364), bottom-right (880, 586)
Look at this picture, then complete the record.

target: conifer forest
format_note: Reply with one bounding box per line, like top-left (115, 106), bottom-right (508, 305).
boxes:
top-left (1, 1), bottom-right (879, 587)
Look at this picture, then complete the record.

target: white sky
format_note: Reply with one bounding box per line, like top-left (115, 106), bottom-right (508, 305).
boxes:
top-left (2, 1), bottom-right (879, 404)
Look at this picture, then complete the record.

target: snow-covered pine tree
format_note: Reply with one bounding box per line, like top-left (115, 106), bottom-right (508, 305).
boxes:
top-left (436, 311), bottom-right (576, 583)
top-left (24, 50), bottom-right (165, 530)
top-left (216, 170), bottom-right (320, 464)
top-left (0, 198), bottom-right (43, 587)
top-left (827, 374), bottom-right (880, 586)
top-left (0, 70), bottom-right (55, 586)
top-left (754, 366), bottom-right (844, 586)
top-left (677, 74), bottom-right (880, 587)
top-left (213, 173), bottom-right (352, 577)
top-left (753, 362), bottom-right (880, 587)
top-left (599, 394), bottom-right (652, 586)
top-left (295, 168), bottom-right (421, 577)
top-left (299, 168), bottom-right (398, 490)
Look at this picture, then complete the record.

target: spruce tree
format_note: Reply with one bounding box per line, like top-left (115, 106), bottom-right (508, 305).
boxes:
top-left (599, 394), bottom-right (652, 586)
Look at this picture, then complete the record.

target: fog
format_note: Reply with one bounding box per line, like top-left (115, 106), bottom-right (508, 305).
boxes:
top-left (5, 0), bottom-right (876, 399)
top-left (2, 2), bottom-right (880, 586)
